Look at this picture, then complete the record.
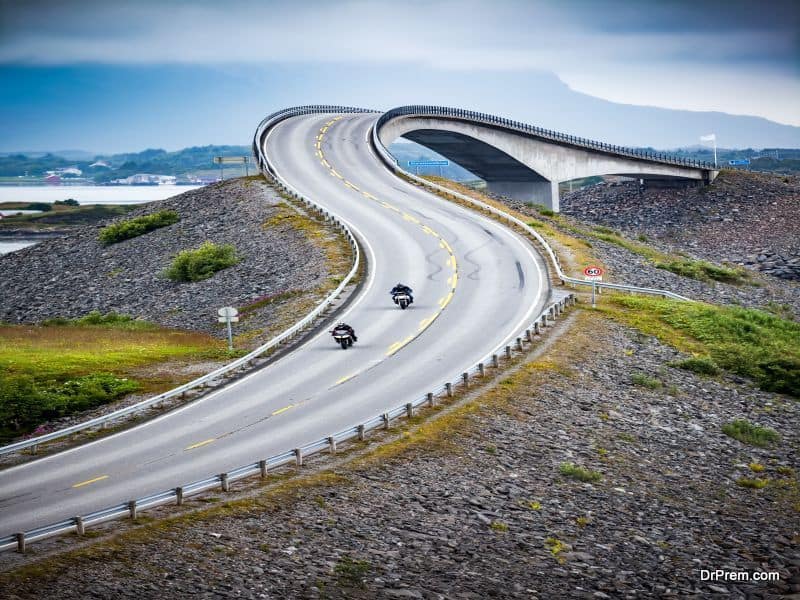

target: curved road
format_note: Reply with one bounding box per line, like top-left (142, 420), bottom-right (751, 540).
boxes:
top-left (0, 113), bottom-right (550, 537)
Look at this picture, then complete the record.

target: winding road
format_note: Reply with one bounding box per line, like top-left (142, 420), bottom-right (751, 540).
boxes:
top-left (0, 112), bottom-right (551, 538)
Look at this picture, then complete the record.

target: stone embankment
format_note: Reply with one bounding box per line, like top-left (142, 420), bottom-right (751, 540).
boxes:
top-left (0, 178), bottom-right (333, 338)
top-left (560, 171), bottom-right (800, 281)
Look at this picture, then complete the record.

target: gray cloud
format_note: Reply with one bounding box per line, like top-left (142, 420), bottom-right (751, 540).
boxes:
top-left (1, 0), bottom-right (797, 124)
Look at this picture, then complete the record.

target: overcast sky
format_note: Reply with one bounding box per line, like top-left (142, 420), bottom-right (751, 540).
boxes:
top-left (1, 0), bottom-right (798, 152)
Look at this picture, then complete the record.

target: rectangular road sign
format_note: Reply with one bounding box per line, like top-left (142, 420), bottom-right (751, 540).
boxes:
top-left (408, 160), bottom-right (449, 167)
top-left (213, 156), bottom-right (250, 164)
top-left (728, 159), bottom-right (750, 166)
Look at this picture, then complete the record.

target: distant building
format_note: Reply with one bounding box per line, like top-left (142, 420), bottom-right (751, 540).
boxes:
top-left (44, 174), bottom-right (61, 183)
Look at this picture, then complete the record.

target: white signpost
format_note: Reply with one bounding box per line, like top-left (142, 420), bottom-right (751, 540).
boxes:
top-left (217, 306), bottom-right (239, 350)
top-left (583, 266), bottom-right (605, 308)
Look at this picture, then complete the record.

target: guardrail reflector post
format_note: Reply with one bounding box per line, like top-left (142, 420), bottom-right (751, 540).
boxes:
top-left (445, 383), bottom-right (453, 397)
top-left (75, 516), bottom-right (85, 536)
top-left (382, 413), bottom-right (390, 429)
top-left (462, 372), bottom-right (469, 388)
top-left (328, 436), bottom-right (337, 454)
top-left (492, 354), bottom-right (499, 368)
top-left (220, 473), bottom-right (230, 492)
top-left (478, 363), bottom-right (485, 377)
top-left (294, 448), bottom-right (303, 467)
top-left (426, 392), bottom-right (435, 406)
top-left (505, 346), bottom-right (512, 359)
top-left (357, 424), bottom-right (366, 441)
top-left (16, 532), bottom-right (25, 553)
top-left (525, 329), bottom-right (532, 342)
top-left (541, 315), bottom-right (548, 328)
top-left (128, 500), bottom-right (137, 520)
top-left (516, 337), bottom-right (523, 351)
top-left (176, 487), bottom-right (184, 506)
top-left (534, 322), bottom-right (541, 335)
top-left (259, 460), bottom-right (268, 478)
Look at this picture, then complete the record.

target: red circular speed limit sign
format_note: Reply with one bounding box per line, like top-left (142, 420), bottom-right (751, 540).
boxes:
top-left (583, 266), bottom-right (604, 277)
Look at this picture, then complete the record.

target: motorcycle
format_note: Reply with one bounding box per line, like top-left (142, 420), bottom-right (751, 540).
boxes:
top-left (393, 292), bottom-right (411, 310)
top-left (331, 327), bottom-right (354, 349)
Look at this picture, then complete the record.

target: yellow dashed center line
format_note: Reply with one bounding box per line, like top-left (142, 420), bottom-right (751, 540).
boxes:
top-left (185, 438), bottom-right (216, 451)
top-left (271, 404), bottom-right (294, 416)
top-left (72, 475), bottom-right (109, 488)
top-left (315, 117), bottom-right (460, 357)
top-left (335, 374), bottom-right (355, 385)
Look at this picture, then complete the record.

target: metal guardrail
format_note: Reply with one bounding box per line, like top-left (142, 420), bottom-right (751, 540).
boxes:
top-left (375, 105), bottom-right (719, 171)
top-left (370, 112), bottom-right (693, 302)
top-left (0, 107), bottom-right (375, 458)
top-left (1, 105), bottom-right (579, 553)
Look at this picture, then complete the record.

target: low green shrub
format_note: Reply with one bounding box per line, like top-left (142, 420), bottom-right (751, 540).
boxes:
top-left (26, 202), bottom-right (52, 211)
top-left (54, 198), bottom-right (80, 206)
top-left (99, 210), bottom-right (179, 245)
top-left (559, 462), bottom-right (602, 483)
top-left (671, 356), bottom-right (720, 376)
top-left (165, 241), bottom-right (239, 282)
top-left (722, 419), bottom-right (780, 447)
top-left (631, 372), bottom-right (662, 389)
top-left (654, 259), bottom-right (748, 284)
top-left (736, 477), bottom-right (768, 489)
top-left (0, 373), bottom-right (139, 439)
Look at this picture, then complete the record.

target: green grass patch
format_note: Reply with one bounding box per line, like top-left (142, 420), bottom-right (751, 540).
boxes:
top-left (559, 462), bottom-right (602, 483)
top-left (737, 477), bottom-right (768, 489)
top-left (333, 556), bottom-right (371, 588)
top-left (671, 356), bottom-right (720, 376)
top-left (631, 372), bottom-right (662, 390)
top-left (0, 320), bottom-right (226, 440)
top-left (99, 210), bottom-right (179, 245)
top-left (164, 241), bottom-right (239, 282)
top-left (654, 259), bottom-right (749, 284)
top-left (722, 419), bottom-right (780, 447)
top-left (602, 295), bottom-right (800, 397)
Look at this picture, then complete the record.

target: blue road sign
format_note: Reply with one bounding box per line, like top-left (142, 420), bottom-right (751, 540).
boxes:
top-left (728, 159), bottom-right (750, 166)
top-left (408, 160), bottom-right (449, 167)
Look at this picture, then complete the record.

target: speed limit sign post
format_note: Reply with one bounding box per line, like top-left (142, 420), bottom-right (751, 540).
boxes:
top-left (583, 266), bottom-right (605, 308)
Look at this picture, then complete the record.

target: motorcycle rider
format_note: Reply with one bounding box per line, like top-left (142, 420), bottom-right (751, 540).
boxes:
top-left (333, 322), bottom-right (357, 342)
top-left (390, 282), bottom-right (414, 305)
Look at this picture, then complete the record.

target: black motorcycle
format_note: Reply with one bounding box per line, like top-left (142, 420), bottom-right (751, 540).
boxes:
top-left (331, 326), bottom-right (354, 349)
top-left (392, 291), bottom-right (411, 310)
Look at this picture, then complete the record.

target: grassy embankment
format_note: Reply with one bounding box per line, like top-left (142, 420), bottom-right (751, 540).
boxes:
top-left (0, 313), bottom-right (228, 442)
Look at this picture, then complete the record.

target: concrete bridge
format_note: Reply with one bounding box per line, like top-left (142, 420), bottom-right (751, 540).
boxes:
top-left (375, 106), bottom-right (719, 212)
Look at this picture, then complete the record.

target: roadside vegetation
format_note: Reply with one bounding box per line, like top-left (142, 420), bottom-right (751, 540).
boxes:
top-left (164, 241), bottom-right (239, 282)
top-left (722, 419), bottom-right (780, 447)
top-left (0, 314), bottom-right (226, 441)
top-left (98, 210), bottom-right (179, 245)
top-left (602, 295), bottom-right (800, 397)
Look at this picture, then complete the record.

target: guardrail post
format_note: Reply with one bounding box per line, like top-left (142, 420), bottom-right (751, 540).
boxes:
top-left (328, 436), bottom-right (337, 454)
top-left (541, 315), bottom-right (548, 328)
top-left (128, 500), bottom-right (137, 520)
top-left (525, 329), bottom-right (532, 342)
top-left (492, 354), bottom-right (499, 368)
top-left (405, 403), bottom-right (414, 418)
top-left (505, 345), bottom-right (512, 359)
top-left (426, 392), bottom-right (435, 406)
top-left (462, 372), bottom-right (469, 388)
top-left (357, 424), bottom-right (366, 441)
top-left (478, 363), bottom-right (485, 377)
top-left (445, 382), bottom-right (453, 397)
top-left (16, 532), bottom-right (25, 553)
top-left (382, 413), bottom-right (390, 429)
top-left (549, 307), bottom-right (555, 319)
top-left (516, 337), bottom-right (523, 351)
top-left (220, 473), bottom-right (230, 492)
top-left (75, 516), bottom-right (85, 536)
top-left (294, 448), bottom-right (303, 467)
top-left (176, 487), bottom-right (184, 505)
top-left (31, 444), bottom-right (37, 455)
top-left (534, 322), bottom-right (540, 335)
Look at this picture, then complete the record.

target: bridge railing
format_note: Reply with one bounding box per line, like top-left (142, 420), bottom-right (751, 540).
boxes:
top-left (375, 105), bottom-right (718, 171)
top-left (1, 105), bottom-right (579, 553)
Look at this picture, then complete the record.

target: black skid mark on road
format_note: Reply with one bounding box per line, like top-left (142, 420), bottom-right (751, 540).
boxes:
top-left (463, 242), bottom-right (490, 281)
top-left (425, 247), bottom-right (444, 281)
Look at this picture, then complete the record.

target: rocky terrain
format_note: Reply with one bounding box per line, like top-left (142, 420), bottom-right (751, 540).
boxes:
top-left (3, 312), bottom-right (797, 599)
top-left (560, 171), bottom-right (800, 281)
top-left (0, 178), bottom-right (335, 338)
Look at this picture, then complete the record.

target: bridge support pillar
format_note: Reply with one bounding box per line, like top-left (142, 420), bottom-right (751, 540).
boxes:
top-left (485, 180), bottom-right (560, 212)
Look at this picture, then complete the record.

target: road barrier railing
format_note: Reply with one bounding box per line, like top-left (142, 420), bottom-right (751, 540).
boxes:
top-left (371, 112), bottom-right (693, 302)
top-left (375, 105), bottom-right (718, 171)
top-left (0, 106), bottom-right (374, 459)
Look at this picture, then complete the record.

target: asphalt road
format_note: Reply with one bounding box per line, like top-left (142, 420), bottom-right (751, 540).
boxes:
top-left (0, 113), bottom-right (551, 538)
